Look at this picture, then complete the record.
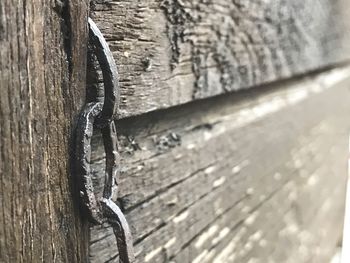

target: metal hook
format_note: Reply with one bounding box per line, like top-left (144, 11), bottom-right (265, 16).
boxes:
top-left (102, 199), bottom-right (135, 263)
top-left (73, 18), bottom-right (135, 262)
top-left (88, 18), bottom-right (119, 127)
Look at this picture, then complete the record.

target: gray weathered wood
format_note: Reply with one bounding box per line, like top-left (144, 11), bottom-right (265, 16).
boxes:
top-left (0, 0), bottom-right (90, 261)
top-left (89, 67), bottom-right (350, 262)
top-left (90, 0), bottom-right (350, 118)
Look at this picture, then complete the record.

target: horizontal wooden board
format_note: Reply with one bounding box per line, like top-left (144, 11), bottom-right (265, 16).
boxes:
top-left (88, 67), bottom-right (350, 262)
top-left (90, 0), bottom-right (350, 118)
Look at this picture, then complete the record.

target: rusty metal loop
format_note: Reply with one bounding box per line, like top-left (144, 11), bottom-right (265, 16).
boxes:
top-left (88, 18), bottom-right (119, 127)
top-left (75, 102), bottom-right (119, 224)
top-left (74, 102), bottom-right (134, 262)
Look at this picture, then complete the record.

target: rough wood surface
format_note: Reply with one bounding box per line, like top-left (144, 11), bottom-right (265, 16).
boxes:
top-left (89, 67), bottom-right (350, 262)
top-left (90, 0), bottom-right (350, 118)
top-left (0, 0), bottom-right (90, 261)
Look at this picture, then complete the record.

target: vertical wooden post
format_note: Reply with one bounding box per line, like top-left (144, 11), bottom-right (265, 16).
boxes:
top-left (0, 0), bottom-right (89, 261)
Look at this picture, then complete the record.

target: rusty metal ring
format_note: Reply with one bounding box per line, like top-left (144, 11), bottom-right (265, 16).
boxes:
top-left (75, 102), bottom-right (119, 224)
top-left (88, 18), bottom-right (119, 127)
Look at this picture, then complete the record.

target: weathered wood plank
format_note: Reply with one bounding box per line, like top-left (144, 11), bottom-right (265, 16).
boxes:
top-left (90, 0), bottom-right (350, 118)
top-left (89, 67), bottom-right (350, 262)
top-left (0, 0), bottom-right (90, 261)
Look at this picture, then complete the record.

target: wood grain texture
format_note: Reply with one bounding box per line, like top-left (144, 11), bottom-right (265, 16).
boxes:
top-left (89, 67), bottom-right (350, 262)
top-left (90, 0), bottom-right (350, 118)
top-left (0, 0), bottom-right (89, 261)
